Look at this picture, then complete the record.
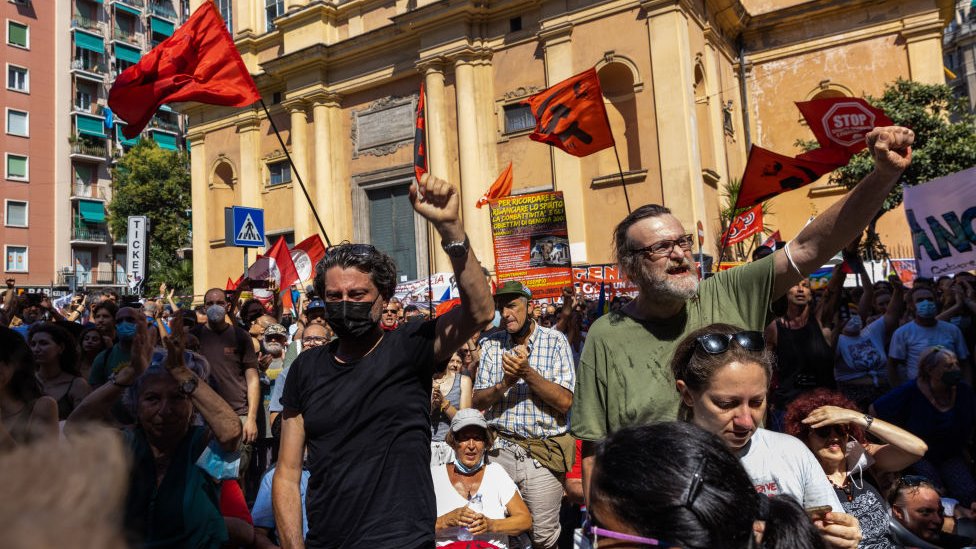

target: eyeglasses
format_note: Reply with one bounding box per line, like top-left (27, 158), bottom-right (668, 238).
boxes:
top-left (695, 331), bottom-right (765, 354)
top-left (811, 424), bottom-right (849, 439)
top-left (582, 521), bottom-right (667, 548)
top-left (381, 308), bottom-right (398, 314)
top-left (631, 234), bottom-right (694, 258)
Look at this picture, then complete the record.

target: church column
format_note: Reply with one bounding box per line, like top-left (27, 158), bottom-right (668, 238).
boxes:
top-left (236, 112), bottom-right (262, 209)
top-left (642, 0), bottom-right (709, 240)
top-left (188, 133), bottom-right (209, 300)
top-left (453, 53), bottom-right (492, 262)
top-left (284, 98), bottom-right (313, 242)
top-left (309, 91), bottom-right (346, 245)
top-left (418, 59), bottom-right (453, 273)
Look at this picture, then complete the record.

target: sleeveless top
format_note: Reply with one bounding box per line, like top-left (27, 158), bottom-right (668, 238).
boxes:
top-left (431, 374), bottom-right (462, 442)
top-left (56, 377), bottom-right (79, 421)
top-left (771, 317), bottom-right (834, 406)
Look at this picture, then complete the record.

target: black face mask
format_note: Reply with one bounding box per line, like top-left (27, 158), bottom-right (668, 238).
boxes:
top-left (325, 300), bottom-right (378, 340)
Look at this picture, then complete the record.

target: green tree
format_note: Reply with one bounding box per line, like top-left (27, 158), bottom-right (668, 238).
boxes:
top-left (718, 178), bottom-right (774, 261)
top-left (824, 79), bottom-right (976, 211)
top-left (799, 79), bottom-right (976, 259)
top-left (107, 140), bottom-right (193, 295)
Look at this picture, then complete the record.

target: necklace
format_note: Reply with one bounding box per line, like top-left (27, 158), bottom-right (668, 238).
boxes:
top-left (828, 475), bottom-right (853, 502)
top-left (335, 333), bottom-right (385, 363)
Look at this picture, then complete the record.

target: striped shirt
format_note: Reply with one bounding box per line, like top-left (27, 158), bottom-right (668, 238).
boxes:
top-left (475, 323), bottom-right (575, 439)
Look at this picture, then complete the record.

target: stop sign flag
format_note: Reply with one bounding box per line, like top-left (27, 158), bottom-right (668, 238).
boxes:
top-left (797, 98), bottom-right (893, 156)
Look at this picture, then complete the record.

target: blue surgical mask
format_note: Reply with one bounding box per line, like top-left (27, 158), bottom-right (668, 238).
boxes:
top-left (116, 322), bottom-right (137, 341)
top-left (454, 454), bottom-right (485, 474)
top-left (194, 440), bottom-right (242, 480)
top-left (490, 310), bottom-right (502, 328)
top-left (916, 300), bottom-right (938, 319)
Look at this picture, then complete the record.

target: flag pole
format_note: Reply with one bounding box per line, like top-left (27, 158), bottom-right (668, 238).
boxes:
top-left (612, 143), bottom-right (632, 214)
top-left (258, 99), bottom-right (333, 247)
top-left (715, 208), bottom-right (737, 272)
top-left (427, 242), bottom-right (435, 319)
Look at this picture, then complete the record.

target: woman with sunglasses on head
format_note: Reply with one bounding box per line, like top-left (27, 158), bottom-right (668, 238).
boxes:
top-left (587, 421), bottom-right (825, 549)
top-left (784, 388), bottom-right (927, 548)
top-left (671, 323), bottom-right (862, 549)
top-left (870, 346), bottom-right (976, 509)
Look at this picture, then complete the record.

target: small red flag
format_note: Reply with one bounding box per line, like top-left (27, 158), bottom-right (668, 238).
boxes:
top-left (435, 298), bottom-right (461, 317)
top-left (290, 235), bottom-right (326, 283)
top-left (226, 277), bottom-right (237, 291)
top-left (414, 83), bottom-right (428, 182)
top-left (522, 68), bottom-right (615, 157)
top-left (721, 205), bottom-right (764, 245)
top-left (476, 162), bottom-right (513, 209)
top-left (761, 230), bottom-right (781, 249)
top-left (108, 1), bottom-right (260, 138)
top-left (734, 146), bottom-right (837, 209)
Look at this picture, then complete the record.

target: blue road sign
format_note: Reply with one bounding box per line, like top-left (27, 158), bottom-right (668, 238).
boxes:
top-left (227, 206), bottom-right (265, 247)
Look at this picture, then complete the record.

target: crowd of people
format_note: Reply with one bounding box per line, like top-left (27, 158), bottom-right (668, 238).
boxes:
top-left (1, 125), bottom-right (971, 549)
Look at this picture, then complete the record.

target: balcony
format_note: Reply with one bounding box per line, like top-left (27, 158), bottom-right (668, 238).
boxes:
top-left (71, 220), bottom-right (110, 244)
top-left (71, 15), bottom-right (104, 35)
top-left (116, 0), bottom-right (145, 8)
top-left (148, 2), bottom-right (177, 20)
top-left (71, 101), bottom-right (105, 117)
top-left (112, 27), bottom-right (143, 47)
top-left (71, 183), bottom-right (110, 201)
top-left (58, 268), bottom-right (127, 287)
top-left (113, 234), bottom-right (128, 247)
top-left (70, 59), bottom-right (108, 81)
top-left (70, 141), bottom-right (109, 160)
top-left (148, 116), bottom-right (180, 133)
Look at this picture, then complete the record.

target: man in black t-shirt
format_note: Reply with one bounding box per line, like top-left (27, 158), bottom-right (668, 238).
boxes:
top-left (273, 174), bottom-right (494, 549)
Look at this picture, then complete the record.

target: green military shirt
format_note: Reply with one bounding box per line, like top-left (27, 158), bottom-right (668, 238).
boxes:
top-left (570, 254), bottom-right (776, 441)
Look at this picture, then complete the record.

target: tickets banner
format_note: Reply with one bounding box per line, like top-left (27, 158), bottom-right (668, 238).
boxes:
top-left (490, 192), bottom-right (573, 299)
top-left (904, 167), bottom-right (976, 278)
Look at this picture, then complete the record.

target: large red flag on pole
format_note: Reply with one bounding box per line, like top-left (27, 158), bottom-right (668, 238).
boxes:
top-left (108, 1), bottom-right (260, 138)
top-left (476, 162), bottom-right (513, 208)
top-left (521, 68), bottom-right (615, 157)
top-left (414, 83), bottom-right (428, 182)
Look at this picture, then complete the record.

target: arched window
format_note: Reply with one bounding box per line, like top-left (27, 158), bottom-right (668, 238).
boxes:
top-left (693, 61), bottom-right (716, 172)
top-left (209, 158), bottom-right (237, 237)
top-left (596, 58), bottom-right (642, 174)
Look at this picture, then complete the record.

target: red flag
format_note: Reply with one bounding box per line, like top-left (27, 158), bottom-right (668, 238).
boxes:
top-left (476, 162), bottom-right (513, 208)
top-left (522, 68), bottom-right (615, 157)
top-left (290, 235), bottom-right (326, 283)
top-left (796, 98), bottom-right (893, 156)
top-left (734, 146), bottom-right (837, 209)
top-left (108, 1), bottom-right (260, 138)
top-left (435, 298), bottom-right (461, 317)
top-left (721, 205), bottom-right (764, 245)
top-left (248, 237), bottom-right (298, 290)
top-left (226, 277), bottom-right (237, 291)
top-left (761, 230), bottom-right (781, 249)
top-left (414, 83), bottom-right (428, 182)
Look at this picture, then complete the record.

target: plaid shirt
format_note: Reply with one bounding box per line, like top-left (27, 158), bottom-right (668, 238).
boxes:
top-left (475, 323), bottom-right (575, 439)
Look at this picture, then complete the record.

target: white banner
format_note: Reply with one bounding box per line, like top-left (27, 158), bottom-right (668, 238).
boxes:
top-left (394, 272), bottom-right (458, 305)
top-left (904, 167), bottom-right (976, 278)
top-left (126, 216), bottom-right (149, 289)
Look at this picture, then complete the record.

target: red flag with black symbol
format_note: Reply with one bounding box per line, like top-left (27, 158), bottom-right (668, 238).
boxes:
top-left (414, 83), bottom-right (428, 182)
top-left (476, 162), bottom-right (513, 209)
top-left (761, 230), bottom-right (781, 249)
top-left (721, 205), bottom-right (764, 245)
top-left (108, 1), bottom-right (260, 139)
top-left (734, 146), bottom-right (837, 209)
top-left (521, 68), bottom-right (615, 157)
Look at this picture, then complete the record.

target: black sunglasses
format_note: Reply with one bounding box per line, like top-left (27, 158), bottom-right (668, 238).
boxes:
top-left (695, 331), bottom-right (765, 354)
top-left (811, 424), bottom-right (849, 439)
top-left (897, 474), bottom-right (932, 489)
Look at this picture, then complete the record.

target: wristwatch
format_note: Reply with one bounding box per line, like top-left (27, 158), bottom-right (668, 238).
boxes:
top-left (178, 375), bottom-right (199, 396)
top-left (441, 234), bottom-right (470, 258)
top-left (863, 414), bottom-right (874, 432)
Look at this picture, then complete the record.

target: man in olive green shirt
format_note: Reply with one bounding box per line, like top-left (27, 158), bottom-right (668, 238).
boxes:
top-left (571, 126), bottom-right (916, 500)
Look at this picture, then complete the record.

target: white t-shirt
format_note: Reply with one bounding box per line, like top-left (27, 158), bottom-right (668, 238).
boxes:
top-left (432, 462), bottom-right (519, 549)
top-left (888, 320), bottom-right (969, 380)
top-left (738, 428), bottom-right (844, 512)
top-left (835, 317), bottom-right (887, 383)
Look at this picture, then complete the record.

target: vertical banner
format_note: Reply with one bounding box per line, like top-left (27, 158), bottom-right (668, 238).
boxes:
top-left (126, 216), bottom-right (149, 289)
top-left (490, 192), bottom-right (573, 299)
top-left (903, 167), bottom-right (976, 278)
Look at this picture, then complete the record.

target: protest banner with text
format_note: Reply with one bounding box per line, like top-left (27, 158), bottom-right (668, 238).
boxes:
top-left (490, 192), bottom-right (573, 299)
top-left (904, 167), bottom-right (976, 278)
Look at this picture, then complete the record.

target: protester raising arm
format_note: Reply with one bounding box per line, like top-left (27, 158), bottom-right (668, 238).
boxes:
top-left (410, 174), bottom-right (495, 362)
top-left (771, 127), bottom-right (914, 299)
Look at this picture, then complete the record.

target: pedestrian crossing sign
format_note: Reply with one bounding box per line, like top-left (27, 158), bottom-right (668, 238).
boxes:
top-left (225, 206), bottom-right (265, 247)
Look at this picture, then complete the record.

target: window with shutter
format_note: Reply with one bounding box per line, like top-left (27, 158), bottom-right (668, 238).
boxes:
top-left (367, 184), bottom-right (417, 281)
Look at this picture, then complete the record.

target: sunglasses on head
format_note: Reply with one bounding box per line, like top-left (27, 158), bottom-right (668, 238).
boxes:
top-left (695, 331), bottom-right (765, 354)
top-left (896, 474), bottom-right (932, 489)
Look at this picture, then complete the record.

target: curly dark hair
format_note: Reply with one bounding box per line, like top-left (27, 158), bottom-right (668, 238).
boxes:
top-left (783, 388), bottom-right (866, 445)
top-left (314, 243), bottom-right (398, 300)
top-left (27, 323), bottom-right (82, 377)
top-left (91, 300), bottom-right (119, 321)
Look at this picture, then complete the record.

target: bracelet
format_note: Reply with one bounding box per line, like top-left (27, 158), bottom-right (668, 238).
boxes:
top-left (863, 414), bottom-right (874, 433)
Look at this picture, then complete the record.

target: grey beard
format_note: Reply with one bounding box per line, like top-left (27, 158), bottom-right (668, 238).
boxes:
top-left (632, 261), bottom-right (699, 301)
